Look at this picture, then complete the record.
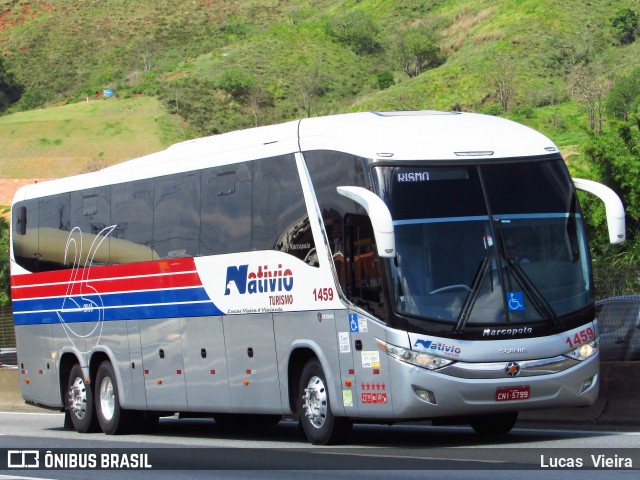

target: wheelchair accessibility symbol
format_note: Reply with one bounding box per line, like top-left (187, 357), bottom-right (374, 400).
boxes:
top-left (349, 313), bottom-right (359, 332)
top-left (507, 291), bottom-right (525, 311)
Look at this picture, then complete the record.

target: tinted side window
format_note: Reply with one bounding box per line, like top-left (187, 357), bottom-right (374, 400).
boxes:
top-left (154, 172), bottom-right (201, 258)
top-left (304, 150), bottom-right (368, 283)
top-left (346, 214), bottom-right (386, 319)
top-left (12, 199), bottom-right (39, 272)
top-left (111, 179), bottom-right (156, 263)
top-left (252, 155), bottom-right (316, 265)
top-left (37, 194), bottom-right (71, 271)
top-left (70, 187), bottom-right (111, 266)
top-left (201, 162), bottom-right (252, 255)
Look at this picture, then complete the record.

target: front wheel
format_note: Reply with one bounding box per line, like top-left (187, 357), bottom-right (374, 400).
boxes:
top-left (470, 412), bottom-right (518, 435)
top-left (297, 358), bottom-right (352, 445)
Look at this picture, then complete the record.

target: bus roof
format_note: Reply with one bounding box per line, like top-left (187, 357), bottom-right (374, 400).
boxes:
top-left (12, 111), bottom-right (559, 203)
top-left (299, 111), bottom-right (558, 161)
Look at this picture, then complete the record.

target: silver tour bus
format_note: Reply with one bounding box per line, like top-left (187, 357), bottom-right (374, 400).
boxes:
top-left (10, 111), bottom-right (624, 444)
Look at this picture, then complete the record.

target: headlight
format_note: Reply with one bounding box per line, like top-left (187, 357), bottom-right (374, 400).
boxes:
top-left (564, 340), bottom-right (599, 361)
top-left (376, 338), bottom-right (454, 370)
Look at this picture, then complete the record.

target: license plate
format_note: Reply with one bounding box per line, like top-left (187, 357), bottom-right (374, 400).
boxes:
top-left (495, 386), bottom-right (530, 401)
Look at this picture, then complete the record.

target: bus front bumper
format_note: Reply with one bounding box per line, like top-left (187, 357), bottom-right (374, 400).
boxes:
top-left (387, 353), bottom-right (599, 419)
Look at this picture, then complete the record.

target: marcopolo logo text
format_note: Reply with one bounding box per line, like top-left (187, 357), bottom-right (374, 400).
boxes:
top-left (483, 327), bottom-right (533, 337)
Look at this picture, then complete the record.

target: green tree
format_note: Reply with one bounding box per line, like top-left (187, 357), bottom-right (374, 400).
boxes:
top-left (325, 11), bottom-right (381, 54)
top-left (0, 216), bottom-right (10, 306)
top-left (376, 70), bottom-right (395, 90)
top-left (395, 26), bottom-right (444, 78)
top-left (610, 8), bottom-right (639, 45)
top-left (606, 68), bottom-right (640, 121)
top-left (583, 117), bottom-right (640, 234)
top-left (217, 68), bottom-right (254, 98)
top-left (0, 57), bottom-right (23, 112)
top-left (581, 119), bottom-right (640, 297)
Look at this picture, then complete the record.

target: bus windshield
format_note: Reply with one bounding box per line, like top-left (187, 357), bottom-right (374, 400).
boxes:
top-left (375, 159), bottom-right (592, 328)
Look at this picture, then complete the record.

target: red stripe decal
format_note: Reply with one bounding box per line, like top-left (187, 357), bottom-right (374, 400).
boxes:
top-left (11, 258), bottom-right (202, 300)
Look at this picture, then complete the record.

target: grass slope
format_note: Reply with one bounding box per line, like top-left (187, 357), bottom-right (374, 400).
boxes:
top-left (0, 96), bottom-right (184, 178)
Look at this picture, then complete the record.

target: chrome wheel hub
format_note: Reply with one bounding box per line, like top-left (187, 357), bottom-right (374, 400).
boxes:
top-left (303, 375), bottom-right (327, 429)
top-left (99, 376), bottom-right (115, 422)
top-left (69, 376), bottom-right (88, 419)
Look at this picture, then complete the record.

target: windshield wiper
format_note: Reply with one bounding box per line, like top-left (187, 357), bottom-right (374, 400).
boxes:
top-left (504, 258), bottom-right (561, 329)
top-left (497, 230), bottom-right (562, 329)
top-left (453, 250), bottom-right (493, 334)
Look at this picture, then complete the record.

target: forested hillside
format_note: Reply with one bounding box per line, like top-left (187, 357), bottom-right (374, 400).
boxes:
top-left (0, 1), bottom-right (637, 138)
top-left (0, 0), bottom-right (640, 300)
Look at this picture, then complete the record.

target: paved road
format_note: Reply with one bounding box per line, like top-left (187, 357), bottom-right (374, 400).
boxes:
top-left (0, 411), bottom-right (638, 479)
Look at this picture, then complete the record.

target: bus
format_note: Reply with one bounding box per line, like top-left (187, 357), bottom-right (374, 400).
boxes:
top-left (10, 111), bottom-right (625, 445)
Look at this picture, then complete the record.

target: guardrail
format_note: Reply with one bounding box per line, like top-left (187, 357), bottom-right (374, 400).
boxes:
top-left (0, 347), bottom-right (17, 367)
top-left (0, 305), bottom-right (16, 349)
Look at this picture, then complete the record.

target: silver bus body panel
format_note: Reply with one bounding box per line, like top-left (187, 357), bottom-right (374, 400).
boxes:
top-left (140, 318), bottom-right (187, 411)
top-left (181, 315), bottom-right (230, 413)
top-left (274, 310), bottom-right (343, 415)
top-left (125, 320), bottom-right (147, 409)
top-left (224, 313), bottom-right (282, 414)
top-left (15, 324), bottom-right (59, 408)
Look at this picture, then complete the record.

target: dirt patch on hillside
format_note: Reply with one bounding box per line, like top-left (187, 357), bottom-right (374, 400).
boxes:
top-left (0, 178), bottom-right (54, 206)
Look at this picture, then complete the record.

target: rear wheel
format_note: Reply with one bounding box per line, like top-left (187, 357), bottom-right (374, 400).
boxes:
top-left (95, 361), bottom-right (131, 434)
top-left (470, 412), bottom-right (518, 435)
top-left (298, 358), bottom-right (351, 445)
top-left (66, 363), bottom-right (99, 433)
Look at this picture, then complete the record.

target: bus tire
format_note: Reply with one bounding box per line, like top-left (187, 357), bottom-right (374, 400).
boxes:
top-left (95, 361), bottom-right (130, 435)
top-left (66, 363), bottom-right (99, 433)
top-left (297, 358), bottom-right (352, 445)
top-left (470, 412), bottom-right (518, 435)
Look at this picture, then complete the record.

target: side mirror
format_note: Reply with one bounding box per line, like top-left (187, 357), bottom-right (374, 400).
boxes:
top-left (337, 186), bottom-right (396, 258)
top-left (573, 178), bottom-right (625, 244)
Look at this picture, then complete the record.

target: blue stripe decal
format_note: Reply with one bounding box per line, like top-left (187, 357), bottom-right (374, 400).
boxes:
top-left (12, 287), bottom-right (223, 325)
top-left (12, 287), bottom-right (210, 313)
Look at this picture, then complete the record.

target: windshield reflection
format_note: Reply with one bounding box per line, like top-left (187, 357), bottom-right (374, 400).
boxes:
top-left (378, 160), bottom-right (592, 328)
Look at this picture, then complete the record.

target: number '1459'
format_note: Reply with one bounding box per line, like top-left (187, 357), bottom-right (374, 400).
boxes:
top-left (565, 327), bottom-right (595, 349)
top-left (313, 287), bottom-right (334, 302)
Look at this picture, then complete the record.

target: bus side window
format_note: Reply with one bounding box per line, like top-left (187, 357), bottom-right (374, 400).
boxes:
top-left (70, 187), bottom-right (111, 266)
top-left (345, 214), bottom-right (386, 319)
top-left (303, 150), bottom-right (368, 282)
top-left (154, 171), bottom-right (201, 259)
top-left (201, 163), bottom-right (252, 255)
top-left (12, 200), bottom-right (39, 272)
top-left (111, 180), bottom-right (155, 263)
top-left (36, 194), bottom-right (71, 271)
top-left (252, 155), bottom-right (316, 265)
